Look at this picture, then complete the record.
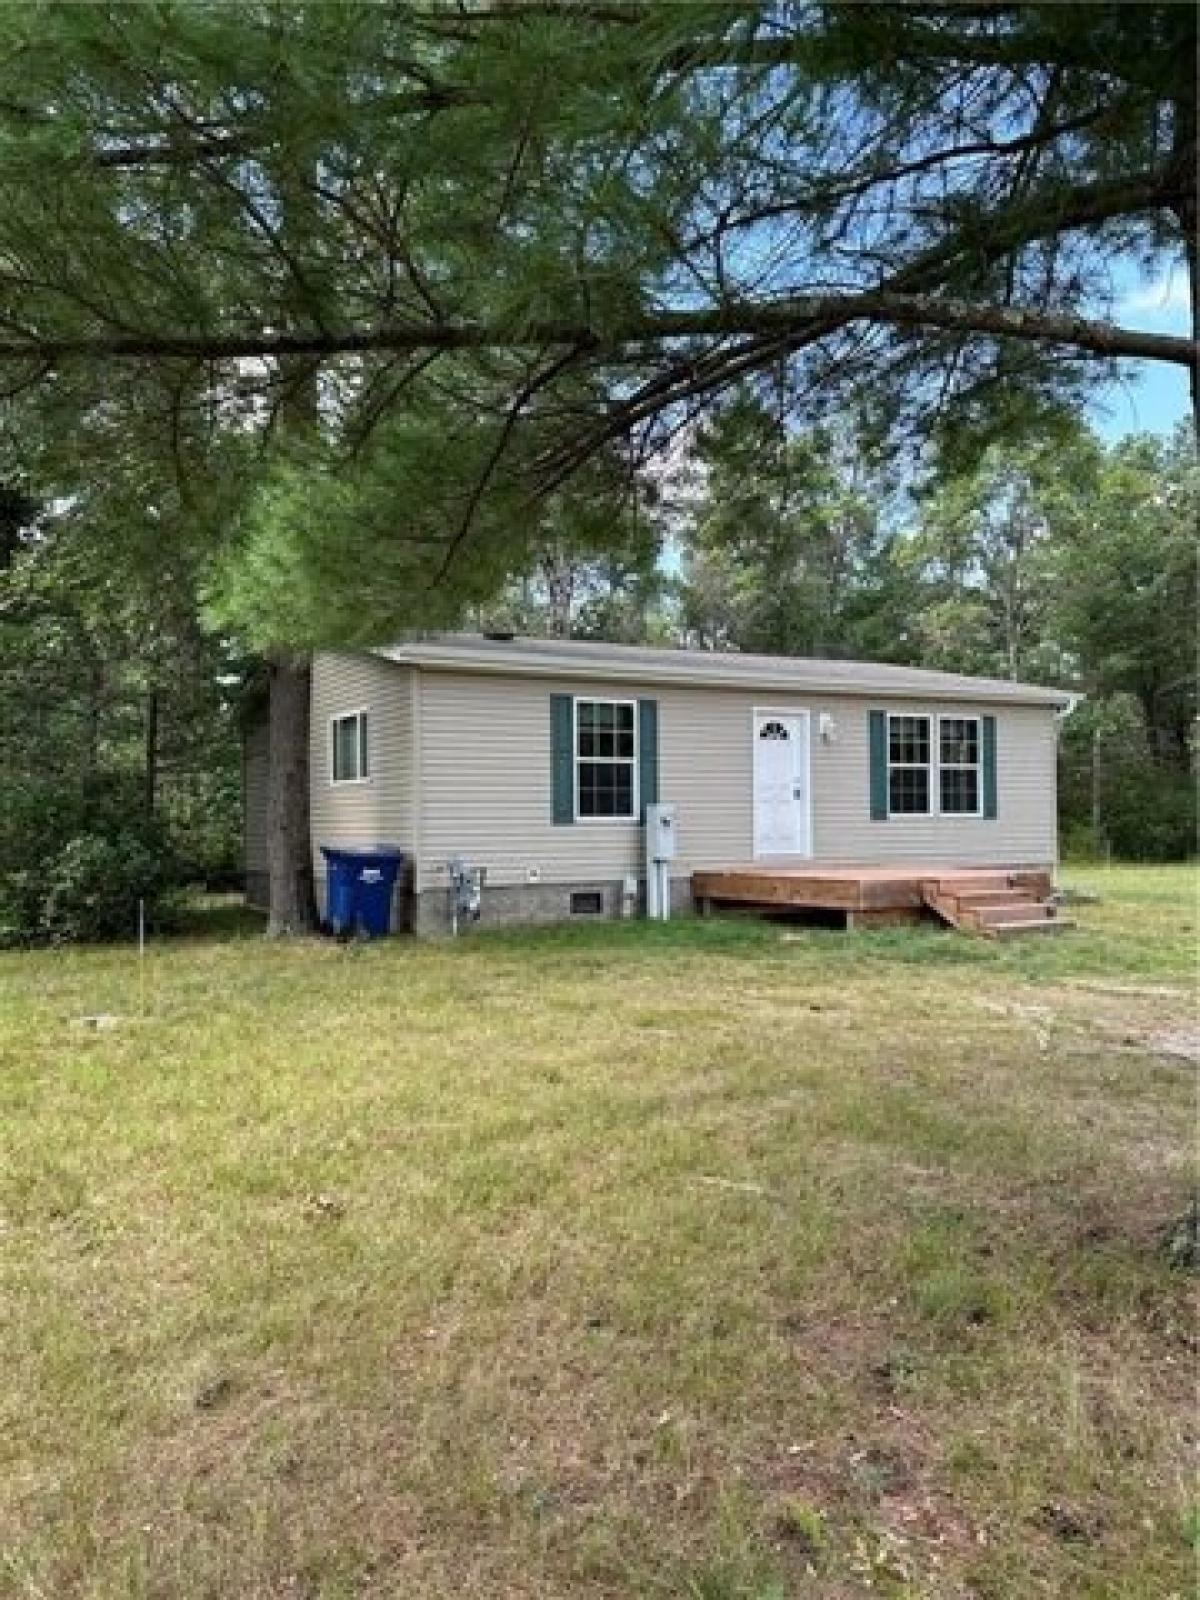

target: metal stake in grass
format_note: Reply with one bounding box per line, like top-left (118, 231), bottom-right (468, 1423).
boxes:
top-left (137, 896), bottom-right (146, 1014)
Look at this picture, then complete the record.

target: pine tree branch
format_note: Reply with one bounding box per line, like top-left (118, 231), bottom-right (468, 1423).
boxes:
top-left (2, 85), bottom-right (482, 171)
top-left (1, 291), bottom-right (1191, 367)
top-left (660, 12), bottom-right (1189, 94)
top-left (691, 100), bottom-right (1128, 249)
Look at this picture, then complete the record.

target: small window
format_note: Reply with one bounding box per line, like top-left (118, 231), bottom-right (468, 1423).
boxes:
top-left (570, 890), bottom-right (604, 916)
top-left (575, 699), bottom-right (637, 819)
top-left (939, 716), bottom-right (981, 815)
top-left (759, 719), bottom-right (790, 741)
top-left (331, 710), bottom-right (369, 783)
top-left (887, 714), bottom-right (931, 815)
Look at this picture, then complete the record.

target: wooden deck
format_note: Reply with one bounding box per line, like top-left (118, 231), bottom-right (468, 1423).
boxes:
top-left (691, 863), bottom-right (1060, 935)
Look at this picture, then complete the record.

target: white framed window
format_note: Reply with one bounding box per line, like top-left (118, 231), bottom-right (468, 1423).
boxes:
top-left (887, 713), bottom-right (931, 816)
top-left (330, 709), bottom-right (369, 784)
top-left (886, 711), bottom-right (984, 817)
top-left (938, 715), bottom-right (982, 816)
top-left (574, 697), bottom-right (637, 820)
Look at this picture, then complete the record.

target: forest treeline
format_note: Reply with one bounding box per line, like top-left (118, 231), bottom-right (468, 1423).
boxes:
top-left (0, 3), bottom-right (1194, 932)
top-left (2, 400), bottom-right (1193, 942)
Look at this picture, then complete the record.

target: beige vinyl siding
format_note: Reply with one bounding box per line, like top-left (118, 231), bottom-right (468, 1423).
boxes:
top-left (243, 718), bottom-right (269, 893)
top-left (816, 699), bottom-right (1056, 865)
top-left (415, 670), bottom-right (1058, 886)
top-left (419, 672), bottom-right (645, 886)
top-left (310, 653), bottom-right (415, 910)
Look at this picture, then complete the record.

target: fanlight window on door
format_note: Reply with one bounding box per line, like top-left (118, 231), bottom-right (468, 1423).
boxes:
top-left (759, 719), bottom-right (790, 740)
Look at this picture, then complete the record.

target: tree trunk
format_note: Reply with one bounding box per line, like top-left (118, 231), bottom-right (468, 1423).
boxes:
top-left (542, 548), bottom-right (575, 637)
top-left (82, 653), bottom-right (104, 798)
top-left (1183, 197), bottom-right (1198, 437)
top-left (143, 688), bottom-right (159, 817)
top-left (1179, 201), bottom-right (1198, 437)
top-left (265, 651), bottom-right (316, 936)
top-left (262, 136), bottom-right (321, 935)
top-left (1090, 725), bottom-right (1103, 845)
top-left (1135, 682), bottom-right (1192, 774)
top-left (1171, 89), bottom-right (1198, 436)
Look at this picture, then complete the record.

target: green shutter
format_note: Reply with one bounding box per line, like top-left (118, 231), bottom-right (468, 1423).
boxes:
top-left (550, 693), bottom-right (574, 825)
top-left (982, 714), bottom-right (997, 819)
top-left (638, 698), bottom-right (659, 820)
top-left (869, 709), bottom-right (888, 820)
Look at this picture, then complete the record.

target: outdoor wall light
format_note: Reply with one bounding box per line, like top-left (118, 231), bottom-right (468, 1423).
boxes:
top-left (819, 711), bottom-right (837, 743)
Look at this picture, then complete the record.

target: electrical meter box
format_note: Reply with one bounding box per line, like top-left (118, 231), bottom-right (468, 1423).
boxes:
top-left (645, 803), bottom-right (678, 861)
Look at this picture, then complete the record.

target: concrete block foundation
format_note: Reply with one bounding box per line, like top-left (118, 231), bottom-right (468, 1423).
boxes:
top-left (412, 876), bottom-right (694, 936)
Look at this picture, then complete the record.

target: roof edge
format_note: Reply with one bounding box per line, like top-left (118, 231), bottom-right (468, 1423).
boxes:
top-left (367, 637), bottom-right (1072, 708)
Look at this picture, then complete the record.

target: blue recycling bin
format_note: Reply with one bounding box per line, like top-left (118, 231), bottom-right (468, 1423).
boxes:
top-left (320, 845), bottom-right (405, 937)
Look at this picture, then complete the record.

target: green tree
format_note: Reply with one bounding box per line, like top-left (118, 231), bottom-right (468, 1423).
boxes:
top-left (679, 394), bottom-right (892, 657)
top-left (0, 379), bottom-right (253, 939)
top-left (483, 509), bottom-right (671, 645)
top-left (1048, 425), bottom-right (1197, 772)
top-left (0, 504), bottom-right (247, 940)
top-left (904, 422), bottom-right (1196, 856)
top-left (1049, 425), bottom-right (1200, 857)
top-left (2, 6), bottom-right (1193, 391)
top-left (896, 432), bottom-right (1077, 681)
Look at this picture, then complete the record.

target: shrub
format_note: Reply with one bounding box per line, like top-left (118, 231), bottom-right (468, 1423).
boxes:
top-left (0, 765), bottom-right (190, 946)
top-left (36, 830), bottom-right (181, 944)
top-left (0, 869), bottom-right (44, 949)
top-left (1101, 765), bottom-right (1197, 862)
top-left (1058, 697), bottom-right (1196, 863)
top-left (1058, 820), bottom-right (1106, 863)
top-left (161, 768), bottom-right (243, 885)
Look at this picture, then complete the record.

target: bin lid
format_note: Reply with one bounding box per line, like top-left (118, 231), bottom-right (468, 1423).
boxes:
top-left (320, 844), bottom-right (406, 865)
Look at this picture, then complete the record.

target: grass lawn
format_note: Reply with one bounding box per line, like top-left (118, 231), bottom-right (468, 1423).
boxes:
top-left (0, 865), bottom-right (1195, 1599)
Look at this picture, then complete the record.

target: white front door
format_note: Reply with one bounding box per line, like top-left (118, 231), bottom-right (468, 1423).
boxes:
top-left (753, 711), bottom-right (812, 857)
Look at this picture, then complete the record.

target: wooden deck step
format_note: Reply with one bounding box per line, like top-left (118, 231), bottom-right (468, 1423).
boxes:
top-left (989, 916), bottom-right (1075, 938)
top-left (924, 878), bottom-right (1016, 899)
top-left (952, 888), bottom-right (1028, 904)
top-left (921, 877), bottom-right (1070, 939)
top-left (955, 897), bottom-right (1032, 917)
top-left (972, 902), bottom-right (1059, 927)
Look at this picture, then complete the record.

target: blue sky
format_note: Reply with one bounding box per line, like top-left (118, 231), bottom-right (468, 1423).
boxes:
top-left (1091, 263), bottom-right (1192, 440)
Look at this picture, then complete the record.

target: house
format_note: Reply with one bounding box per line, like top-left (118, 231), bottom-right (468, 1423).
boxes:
top-left (243, 634), bottom-right (1074, 935)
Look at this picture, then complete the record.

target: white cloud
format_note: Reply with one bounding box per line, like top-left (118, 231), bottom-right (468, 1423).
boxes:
top-left (1121, 271), bottom-right (1191, 315)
